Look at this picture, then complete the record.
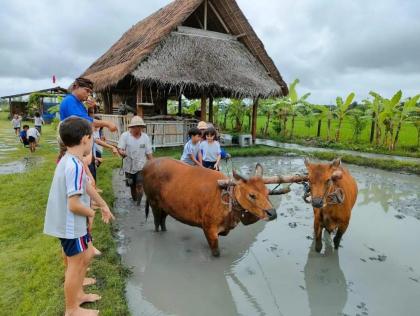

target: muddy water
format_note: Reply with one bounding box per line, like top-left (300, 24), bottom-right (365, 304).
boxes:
top-left (113, 157), bottom-right (420, 316)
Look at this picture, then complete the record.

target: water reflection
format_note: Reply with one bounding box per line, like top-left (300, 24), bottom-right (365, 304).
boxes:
top-left (304, 237), bottom-right (347, 316)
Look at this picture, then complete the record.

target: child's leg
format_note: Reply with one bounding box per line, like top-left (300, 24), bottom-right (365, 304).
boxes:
top-left (65, 248), bottom-right (99, 315)
top-left (77, 241), bottom-right (101, 305)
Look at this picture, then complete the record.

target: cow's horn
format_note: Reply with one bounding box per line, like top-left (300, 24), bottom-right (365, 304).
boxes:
top-left (255, 163), bottom-right (264, 177)
top-left (233, 170), bottom-right (248, 182)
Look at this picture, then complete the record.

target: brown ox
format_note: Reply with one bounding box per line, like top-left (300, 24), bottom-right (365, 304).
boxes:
top-left (304, 158), bottom-right (358, 252)
top-left (143, 157), bottom-right (277, 257)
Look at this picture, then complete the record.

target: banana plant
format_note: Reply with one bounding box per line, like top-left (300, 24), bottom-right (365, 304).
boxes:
top-left (392, 94), bottom-right (420, 149)
top-left (334, 92), bottom-right (355, 141)
top-left (259, 99), bottom-right (276, 136)
top-left (378, 90), bottom-right (402, 149)
top-left (287, 79), bottom-right (310, 138)
top-left (408, 107), bottom-right (420, 147)
top-left (312, 105), bottom-right (330, 138)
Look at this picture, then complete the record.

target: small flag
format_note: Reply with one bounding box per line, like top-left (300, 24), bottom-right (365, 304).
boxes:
top-left (52, 75), bottom-right (56, 84)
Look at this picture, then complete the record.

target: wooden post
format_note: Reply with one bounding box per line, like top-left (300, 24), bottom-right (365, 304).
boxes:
top-left (178, 95), bottom-right (182, 116)
top-left (208, 95), bottom-right (213, 123)
top-left (200, 95), bottom-right (207, 122)
top-left (136, 83), bottom-right (143, 117)
top-left (101, 91), bottom-right (112, 114)
top-left (204, 0), bottom-right (208, 30)
top-left (251, 98), bottom-right (258, 144)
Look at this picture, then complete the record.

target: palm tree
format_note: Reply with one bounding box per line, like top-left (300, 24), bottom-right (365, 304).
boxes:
top-left (334, 92), bottom-right (355, 142)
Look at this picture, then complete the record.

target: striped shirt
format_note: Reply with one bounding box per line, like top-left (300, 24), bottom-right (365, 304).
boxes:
top-left (43, 153), bottom-right (90, 239)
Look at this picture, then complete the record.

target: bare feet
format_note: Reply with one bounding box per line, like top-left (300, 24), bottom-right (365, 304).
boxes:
top-left (83, 277), bottom-right (96, 286)
top-left (65, 306), bottom-right (99, 315)
top-left (93, 246), bottom-right (102, 256)
top-left (79, 293), bottom-right (101, 305)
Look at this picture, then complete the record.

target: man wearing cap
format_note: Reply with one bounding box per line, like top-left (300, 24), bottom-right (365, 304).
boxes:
top-left (117, 116), bottom-right (153, 204)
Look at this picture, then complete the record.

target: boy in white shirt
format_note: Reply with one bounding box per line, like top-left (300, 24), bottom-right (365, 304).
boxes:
top-left (43, 116), bottom-right (114, 316)
top-left (34, 112), bottom-right (44, 133)
top-left (117, 116), bottom-right (153, 205)
top-left (27, 126), bottom-right (40, 152)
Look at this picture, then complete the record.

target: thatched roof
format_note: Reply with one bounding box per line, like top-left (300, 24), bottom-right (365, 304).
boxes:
top-left (132, 30), bottom-right (281, 98)
top-left (82, 0), bottom-right (288, 96)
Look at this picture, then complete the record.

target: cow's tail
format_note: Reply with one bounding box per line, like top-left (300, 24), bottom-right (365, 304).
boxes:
top-left (145, 198), bottom-right (150, 221)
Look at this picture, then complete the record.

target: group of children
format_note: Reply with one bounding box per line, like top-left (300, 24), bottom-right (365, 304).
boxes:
top-left (181, 121), bottom-right (222, 171)
top-left (11, 112), bottom-right (44, 152)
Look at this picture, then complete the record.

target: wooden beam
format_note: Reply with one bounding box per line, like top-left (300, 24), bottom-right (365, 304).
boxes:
top-left (101, 91), bottom-right (112, 114)
top-left (208, 95), bottom-right (213, 123)
top-left (235, 33), bottom-right (247, 39)
top-left (201, 95), bottom-right (207, 121)
top-left (208, 1), bottom-right (230, 34)
top-left (204, 0), bottom-right (208, 30)
top-left (194, 13), bottom-right (204, 29)
top-left (178, 95), bottom-right (182, 116)
top-left (136, 84), bottom-right (143, 117)
top-left (251, 98), bottom-right (258, 144)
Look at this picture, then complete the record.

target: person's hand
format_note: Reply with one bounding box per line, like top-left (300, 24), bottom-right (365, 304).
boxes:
top-left (107, 121), bottom-right (118, 132)
top-left (112, 147), bottom-right (120, 156)
top-left (101, 205), bottom-right (115, 224)
top-left (214, 164), bottom-right (219, 170)
top-left (85, 99), bottom-right (96, 108)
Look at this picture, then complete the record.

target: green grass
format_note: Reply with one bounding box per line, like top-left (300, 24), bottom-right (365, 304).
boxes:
top-left (0, 113), bottom-right (130, 315)
top-left (220, 115), bottom-right (420, 154)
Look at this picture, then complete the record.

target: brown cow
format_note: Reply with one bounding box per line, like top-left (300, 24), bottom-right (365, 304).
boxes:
top-left (304, 158), bottom-right (358, 252)
top-left (143, 157), bottom-right (277, 256)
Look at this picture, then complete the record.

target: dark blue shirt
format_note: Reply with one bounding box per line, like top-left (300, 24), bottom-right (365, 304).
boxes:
top-left (59, 94), bottom-right (93, 122)
top-left (19, 130), bottom-right (27, 139)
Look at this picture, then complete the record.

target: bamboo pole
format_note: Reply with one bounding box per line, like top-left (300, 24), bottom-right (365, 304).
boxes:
top-left (262, 174), bottom-right (308, 184)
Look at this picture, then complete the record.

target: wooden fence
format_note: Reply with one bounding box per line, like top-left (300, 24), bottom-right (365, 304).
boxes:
top-left (97, 114), bottom-right (196, 148)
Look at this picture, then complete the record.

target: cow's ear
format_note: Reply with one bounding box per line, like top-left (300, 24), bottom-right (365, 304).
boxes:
top-left (233, 170), bottom-right (247, 182)
top-left (304, 158), bottom-right (310, 167)
top-left (331, 158), bottom-right (341, 168)
top-left (255, 163), bottom-right (263, 177)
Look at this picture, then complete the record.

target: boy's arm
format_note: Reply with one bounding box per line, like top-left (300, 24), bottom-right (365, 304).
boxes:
top-left (189, 153), bottom-right (202, 166)
top-left (86, 181), bottom-right (115, 224)
top-left (68, 195), bottom-right (95, 217)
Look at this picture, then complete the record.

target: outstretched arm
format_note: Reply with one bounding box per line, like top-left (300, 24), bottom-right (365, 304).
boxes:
top-left (86, 181), bottom-right (115, 224)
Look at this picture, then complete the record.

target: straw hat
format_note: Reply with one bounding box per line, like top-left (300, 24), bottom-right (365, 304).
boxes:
top-left (197, 121), bottom-right (208, 130)
top-left (128, 116), bottom-right (146, 127)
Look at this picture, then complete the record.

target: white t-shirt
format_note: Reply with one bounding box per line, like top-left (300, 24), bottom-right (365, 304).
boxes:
top-left (27, 127), bottom-right (40, 140)
top-left (199, 140), bottom-right (221, 162)
top-left (118, 131), bottom-right (152, 174)
top-left (43, 153), bottom-right (90, 239)
top-left (34, 116), bottom-right (44, 126)
top-left (12, 117), bottom-right (21, 128)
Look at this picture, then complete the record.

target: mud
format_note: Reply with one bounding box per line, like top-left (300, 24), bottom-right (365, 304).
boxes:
top-left (0, 157), bottom-right (44, 174)
top-left (112, 156), bottom-right (420, 316)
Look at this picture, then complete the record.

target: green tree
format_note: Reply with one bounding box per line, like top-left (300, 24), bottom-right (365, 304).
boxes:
top-left (228, 99), bottom-right (247, 131)
top-left (378, 90), bottom-right (402, 149)
top-left (312, 105), bottom-right (330, 138)
top-left (348, 105), bottom-right (369, 142)
top-left (334, 92), bottom-right (355, 142)
top-left (259, 99), bottom-right (276, 136)
top-left (392, 95), bottom-right (420, 149)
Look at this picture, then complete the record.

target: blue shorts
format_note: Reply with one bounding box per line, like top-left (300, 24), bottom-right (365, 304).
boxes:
top-left (60, 233), bottom-right (91, 257)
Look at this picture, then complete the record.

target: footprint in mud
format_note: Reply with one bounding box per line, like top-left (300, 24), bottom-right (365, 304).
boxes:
top-left (368, 254), bottom-right (387, 262)
top-left (356, 301), bottom-right (369, 315)
top-left (394, 214), bottom-right (405, 219)
top-left (288, 222), bottom-right (297, 228)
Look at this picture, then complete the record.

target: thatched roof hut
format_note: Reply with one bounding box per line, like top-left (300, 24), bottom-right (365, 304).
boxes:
top-left (81, 0), bottom-right (288, 141)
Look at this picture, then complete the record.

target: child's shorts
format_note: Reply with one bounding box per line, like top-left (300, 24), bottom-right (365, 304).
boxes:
top-left (60, 233), bottom-right (92, 257)
top-left (28, 136), bottom-right (36, 143)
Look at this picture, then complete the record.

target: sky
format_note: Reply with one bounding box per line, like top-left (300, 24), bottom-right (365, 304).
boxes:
top-left (0, 0), bottom-right (419, 104)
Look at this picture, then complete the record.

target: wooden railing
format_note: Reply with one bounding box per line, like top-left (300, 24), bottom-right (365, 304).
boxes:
top-left (97, 114), bottom-right (196, 148)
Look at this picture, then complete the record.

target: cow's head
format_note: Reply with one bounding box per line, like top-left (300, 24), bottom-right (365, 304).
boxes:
top-left (304, 158), bottom-right (343, 208)
top-left (219, 164), bottom-right (277, 221)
